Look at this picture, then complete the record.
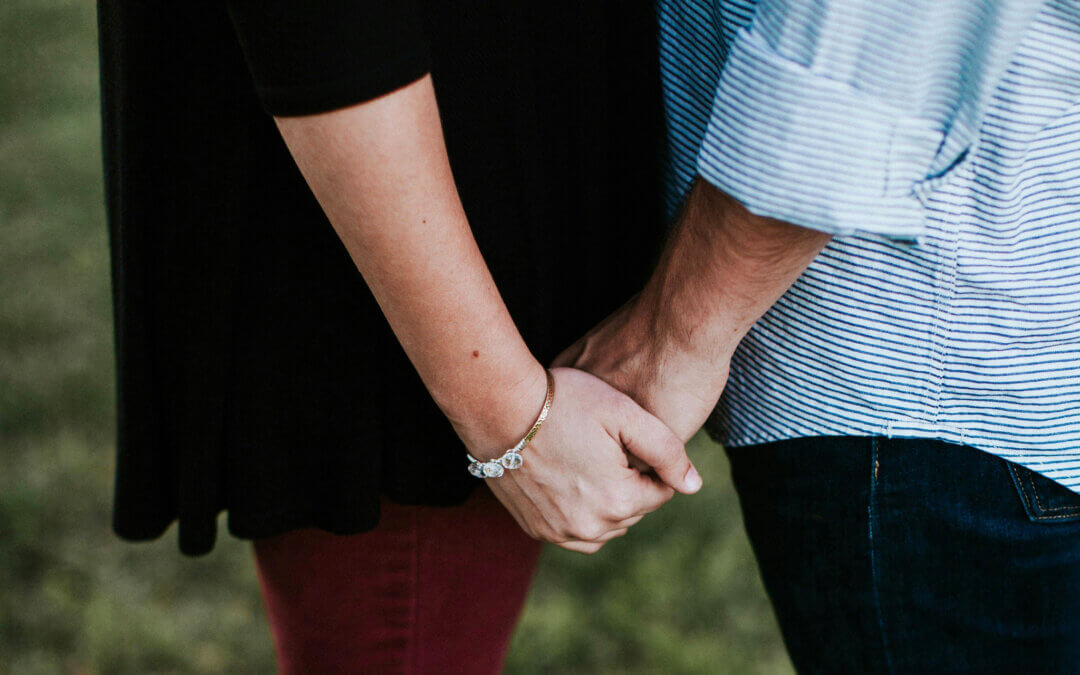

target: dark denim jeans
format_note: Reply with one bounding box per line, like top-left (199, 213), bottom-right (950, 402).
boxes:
top-left (726, 436), bottom-right (1080, 674)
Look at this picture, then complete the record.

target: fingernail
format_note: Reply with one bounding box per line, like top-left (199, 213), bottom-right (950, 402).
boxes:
top-left (684, 465), bottom-right (703, 493)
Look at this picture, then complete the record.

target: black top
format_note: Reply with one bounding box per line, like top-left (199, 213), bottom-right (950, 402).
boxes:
top-left (97, 0), bottom-right (666, 555)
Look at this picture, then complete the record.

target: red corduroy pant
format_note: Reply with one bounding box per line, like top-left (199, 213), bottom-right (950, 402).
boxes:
top-left (252, 487), bottom-right (542, 674)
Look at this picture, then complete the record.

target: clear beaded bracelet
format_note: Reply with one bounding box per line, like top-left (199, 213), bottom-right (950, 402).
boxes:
top-left (467, 369), bottom-right (555, 479)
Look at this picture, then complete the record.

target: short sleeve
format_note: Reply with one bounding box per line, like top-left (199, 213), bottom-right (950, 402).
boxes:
top-left (226, 0), bottom-right (431, 117)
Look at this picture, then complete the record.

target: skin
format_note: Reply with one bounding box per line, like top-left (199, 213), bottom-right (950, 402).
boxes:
top-left (555, 179), bottom-right (833, 444)
top-left (271, 75), bottom-right (702, 555)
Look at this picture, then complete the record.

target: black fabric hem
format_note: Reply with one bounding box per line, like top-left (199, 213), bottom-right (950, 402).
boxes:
top-left (112, 482), bottom-right (478, 557)
top-left (258, 62), bottom-right (431, 117)
top-left (113, 515), bottom-right (176, 546)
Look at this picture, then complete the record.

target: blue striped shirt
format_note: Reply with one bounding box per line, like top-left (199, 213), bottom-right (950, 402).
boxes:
top-left (658, 0), bottom-right (1080, 491)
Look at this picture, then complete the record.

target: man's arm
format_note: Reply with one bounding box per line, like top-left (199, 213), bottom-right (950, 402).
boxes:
top-left (560, 0), bottom-right (1040, 439)
top-left (555, 178), bottom-right (830, 440)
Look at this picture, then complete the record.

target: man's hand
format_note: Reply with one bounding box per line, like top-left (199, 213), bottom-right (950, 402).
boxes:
top-left (556, 179), bottom-right (832, 444)
top-left (553, 294), bottom-right (726, 442)
top-left (462, 367), bottom-right (702, 555)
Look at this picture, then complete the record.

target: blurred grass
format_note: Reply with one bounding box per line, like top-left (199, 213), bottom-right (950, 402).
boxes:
top-left (507, 435), bottom-right (794, 675)
top-left (0, 1), bottom-right (792, 672)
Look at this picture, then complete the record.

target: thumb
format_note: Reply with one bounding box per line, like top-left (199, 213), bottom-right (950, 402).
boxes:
top-left (618, 403), bottom-right (702, 495)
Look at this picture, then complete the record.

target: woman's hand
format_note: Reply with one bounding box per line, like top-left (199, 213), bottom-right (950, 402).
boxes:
top-left (459, 367), bottom-right (702, 554)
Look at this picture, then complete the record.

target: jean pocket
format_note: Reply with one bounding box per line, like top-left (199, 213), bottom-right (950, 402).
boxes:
top-left (1007, 462), bottom-right (1080, 523)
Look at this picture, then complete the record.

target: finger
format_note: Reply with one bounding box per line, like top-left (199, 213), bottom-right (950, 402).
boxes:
top-left (603, 469), bottom-right (677, 520)
top-left (558, 540), bottom-right (604, 555)
top-left (612, 513), bottom-right (644, 530)
top-left (561, 527), bottom-right (630, 549)
top-left (595, 527), bottom-right (629, 542)
top-left (619, 406), bottom-right (702, 494)
top-left (621, 471), bottom-right (677, 518)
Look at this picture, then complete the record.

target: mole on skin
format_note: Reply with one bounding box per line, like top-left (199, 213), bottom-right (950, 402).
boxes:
top-left (472, 350), bottom-right (480, 358)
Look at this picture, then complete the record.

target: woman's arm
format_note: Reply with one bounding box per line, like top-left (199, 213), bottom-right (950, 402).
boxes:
top-left (273, 76), bottom-right (702, 552)
top-left (275, 75), bottom-right (540, 448)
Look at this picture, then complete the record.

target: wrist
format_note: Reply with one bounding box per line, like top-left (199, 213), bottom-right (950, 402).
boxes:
top-left (643, 178), bottom-right (831, 367)
top-left (443, 356), bottom-right (549, 461)
top-left (629, 284), bottom-right (734, 395)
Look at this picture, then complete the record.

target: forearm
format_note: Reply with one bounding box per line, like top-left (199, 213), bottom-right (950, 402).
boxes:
top-left (642, 178), bottom-right (832, 371)
top-left (556, 177), bottom-right (830, 440)
top-left (269, 76), bottom-right (697, 550)
top-left (273, 76), bottom-right (544, 452)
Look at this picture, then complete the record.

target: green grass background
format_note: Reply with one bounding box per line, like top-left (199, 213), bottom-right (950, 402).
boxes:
top-left (0, 1), bottom-right (792, 672)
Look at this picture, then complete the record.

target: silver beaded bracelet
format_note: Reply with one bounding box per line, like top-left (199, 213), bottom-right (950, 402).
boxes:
top-left (467, 369), bottom-right (555, 479)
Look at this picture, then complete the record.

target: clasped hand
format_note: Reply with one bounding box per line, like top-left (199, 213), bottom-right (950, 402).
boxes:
top-left (460, 185), bottom-right (813, 553)
top-left (476, 367), bottom-right (699, 554)
top-left (467, 290), bottom-right (729, 555)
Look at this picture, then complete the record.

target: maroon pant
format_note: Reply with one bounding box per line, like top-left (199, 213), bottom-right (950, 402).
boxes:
top-left (252, 487), bottom-right (542, 674)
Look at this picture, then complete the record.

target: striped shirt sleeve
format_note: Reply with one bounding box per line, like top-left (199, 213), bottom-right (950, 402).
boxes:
top-left (695, 0), bottom-right (1042, 239)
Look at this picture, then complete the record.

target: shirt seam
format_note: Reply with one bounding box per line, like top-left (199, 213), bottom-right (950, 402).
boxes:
top-left (925, 224), bottom-right (958, 427)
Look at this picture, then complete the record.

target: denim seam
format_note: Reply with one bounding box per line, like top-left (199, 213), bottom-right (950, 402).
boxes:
top-left (1029, 474), bottom-right (1080, 515)
top-left (868, 438), bottom-right (894, 674)
top-left (1007, 463), bottom-right (1080, 520)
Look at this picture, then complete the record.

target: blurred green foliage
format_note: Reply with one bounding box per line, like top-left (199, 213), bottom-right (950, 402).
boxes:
top-left (0, 1), bottom-right (792, 672)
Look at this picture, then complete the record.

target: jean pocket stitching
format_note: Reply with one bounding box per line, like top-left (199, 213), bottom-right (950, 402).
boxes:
top-left (1008, 463), bottom-right (1039, 518)
top-left (1008, 463), bottom-right (1080, 520)
top-left (1026, 470), bottom-right (1080, 515)
top-left (1032, 499), bottom-right (1080, 515)
top-left (1030, 512), bottom-right (1080, 521)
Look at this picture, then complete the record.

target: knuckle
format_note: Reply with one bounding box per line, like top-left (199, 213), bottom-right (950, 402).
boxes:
top-left (553, 523), bottom-right (578, 542)
top-left (545, 530), bottom-right (569, 545)
top-left (566, 521), bottom-right (605, 542)
top-left (559, 515), bottom-right (585, 540)
top-left (586, 524), bottom-right (608, 540)
top-left (607, 494), bottom-right (637, 521)
top-left (533, 522), bottom-right (563, 543)
top-left (563, 526), bottom-right (588, 541)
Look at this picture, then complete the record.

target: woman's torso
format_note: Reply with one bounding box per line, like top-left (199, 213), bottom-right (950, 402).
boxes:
top-left (100, 0), bottom-right (665, 554)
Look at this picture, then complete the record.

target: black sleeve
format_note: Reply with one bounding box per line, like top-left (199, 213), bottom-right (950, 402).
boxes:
top-left (225, 0), bottom-right (431, 117)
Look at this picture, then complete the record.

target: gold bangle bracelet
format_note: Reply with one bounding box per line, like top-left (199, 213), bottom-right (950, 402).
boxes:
top-left (467, 369), bottom-right (555, 479)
